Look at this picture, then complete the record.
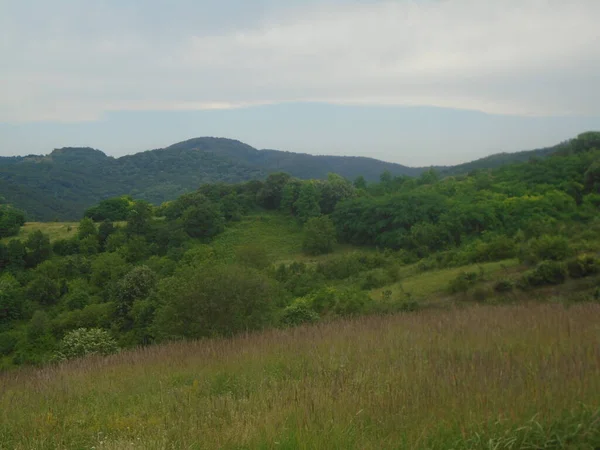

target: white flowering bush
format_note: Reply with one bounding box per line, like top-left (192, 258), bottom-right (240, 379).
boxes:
top-left (54, 328), bottom-right (119, 361)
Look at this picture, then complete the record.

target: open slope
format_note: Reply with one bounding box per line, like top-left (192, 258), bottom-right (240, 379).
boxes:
top-left (1, 303), bottom-right (598, 449)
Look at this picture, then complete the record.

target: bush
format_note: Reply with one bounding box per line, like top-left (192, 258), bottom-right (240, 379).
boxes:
top-left (309, 287), bottom-right (369, 316)
top-left (280, 299), bottom-right (320, 327)
top-left (0, 331), bottom-right (20, 356)
top-left (54, 328), bottom-right (119, 361)
top-left (316, 251), bottom-right (390, 280)
top-left (153, 265), bottom-right (279, 340)
top-left (567, 255), bottom-right (599, 279)
top-left (521, 235), bottom-right (571, 264)
top-left (359, 268), bottom-right (394, 290)
top-left (302, 216), bottom-right (337, 255)
top-left (521, 261), bottom-right (567, 287)
top-left (494, 279), bottom-right (514, 293)
top-left (448, 271), bottom-right (479, 294)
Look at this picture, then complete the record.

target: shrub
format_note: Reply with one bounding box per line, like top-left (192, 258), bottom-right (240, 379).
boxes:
top-left (54, 328), bottom-right (119, 361)
top-left (448, 271), bottom-right (479, 294)
top-left (309, 287), bottom-right (369, 316)
top-left (153, 265), bottom-right (279, 340)
top-left (494, 279), bottom-right (514, 293)
top-left (521, 235), bottom-right (571, 264)
top-left (0, 331), bottom-right (20, 356)
top-left (567, 255), bottom-right (599, 279)
top-left (521, 261), bottom-right (567, 287)
top-left (302, 216), bottom-right (337, 255)
top-left (360, 268), bottom-right (393, 290)
top-left (471, 286), bottom-right (490, 302)
top-left (280, 299), bottom-right (320, 327)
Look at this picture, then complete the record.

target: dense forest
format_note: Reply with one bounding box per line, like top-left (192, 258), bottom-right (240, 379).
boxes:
top-left (0, 137), bottom-right (562, 221)
top-left (0, 131), bottom-right (598, 369)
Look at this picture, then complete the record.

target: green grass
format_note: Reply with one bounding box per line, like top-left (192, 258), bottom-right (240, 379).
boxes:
top-left (210, 212), bottom-right (305, 262)
top-left (370, 259), bottom-right (521, 301)
top-left (1, 302), bottom-right (599, 449)
top-left (1, 222), bottom-right (80, 244)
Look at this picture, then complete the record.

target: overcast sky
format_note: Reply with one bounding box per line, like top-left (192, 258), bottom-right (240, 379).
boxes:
top-left (1, 0), bottom-right (599, 165)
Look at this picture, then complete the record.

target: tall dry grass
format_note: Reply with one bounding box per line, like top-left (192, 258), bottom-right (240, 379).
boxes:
top-left (1, 303), bottom-right (599, 449)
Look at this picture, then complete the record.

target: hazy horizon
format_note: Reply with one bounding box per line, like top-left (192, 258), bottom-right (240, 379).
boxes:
top-left (2, 1), bottom-right (599, 165)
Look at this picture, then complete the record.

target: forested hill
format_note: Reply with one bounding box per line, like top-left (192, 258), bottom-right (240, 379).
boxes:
top-left (0, 134), bottom-right (582, 221)
top-left (440, 142), bottom-right (566, 175)
top-left (0, 138), bottom-right (421, 221)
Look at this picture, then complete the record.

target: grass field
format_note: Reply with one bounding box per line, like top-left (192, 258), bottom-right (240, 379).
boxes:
top-left (1, 302), bottom-right (599, 449)
top-left (0, 222), bottom-right (80, 244)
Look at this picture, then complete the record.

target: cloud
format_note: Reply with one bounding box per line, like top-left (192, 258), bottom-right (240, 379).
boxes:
top-left (1, 0), bottom-right (599, 122)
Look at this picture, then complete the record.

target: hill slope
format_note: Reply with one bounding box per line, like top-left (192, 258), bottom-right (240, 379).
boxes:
top-left (0, 134), bottom-right (580, 221)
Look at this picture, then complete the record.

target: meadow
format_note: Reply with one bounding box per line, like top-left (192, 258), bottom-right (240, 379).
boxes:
top-left (1, 302), bottom-right (599, 449)
top-left (0, 222), bottom-right (79, 244)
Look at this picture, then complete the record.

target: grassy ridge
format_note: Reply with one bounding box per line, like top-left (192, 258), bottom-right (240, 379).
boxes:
top-left (1, 303), bottom-right (599, 449)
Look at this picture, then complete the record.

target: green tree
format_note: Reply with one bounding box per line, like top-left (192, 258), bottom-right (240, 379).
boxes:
top-left (303, 216), bottom-right (337, 255)
top-left (0, 274), bottom-right (23, 324)
top-left (353, 176), bottom-right (367, 190)
top-left (154, 265), bottom-right (278, 340)
top-left (98, 220), bottom-right (116, 249)
top-left (319, 173), bottom-right (356, 214)
top-left (24, 230), bottom-right (52, 268)
top-left (0, 206), bottom-right (26, 238)
top-left (257, 172), bottom-right (291, 210)
top-left (294, 182), bottom-right (321, 224)
top-left (77, 217), bottom-right (97, 240)
top-left (26, 275), bottom-right (60, 305)
top-left (115, 265), bottom-right (157, 323)
top-left (280, 179), bottom-right (302, 216)
top-left (126, 201), bottom-right (154, 235)
top-left (182, 200), bottom-right (224, 239)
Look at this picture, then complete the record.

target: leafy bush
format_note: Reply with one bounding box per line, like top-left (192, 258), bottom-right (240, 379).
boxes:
top-left (309, 287), bottom-right (369, 316)
top-left (567, 255), bottom-right (599, 278)
top-left (54, 328), bottom-right (119, 361)
top-left (359, 268), bottom-right (394, 290)
top-left (302, 216), bottom-right (337, 255)
top-left (521, 235), bottom-right (571, 264)
top-left (520, 261), bottom-right (567, 287)
top-left (448, 271), bottom-right (480, 294)
top-left (316, 251), bottom-right (390, 280)
top-left (0, 331), bottom-right (20, 356)
top-left (280, 299), bottom-right (320, 327)
top-left (494, 279), bottom-right (514, 293)
top-left (153, 265), bottom-right (279, 340)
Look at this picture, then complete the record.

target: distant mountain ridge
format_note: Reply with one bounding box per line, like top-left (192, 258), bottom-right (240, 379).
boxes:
top-left (0, 136), bottom-right (563, 221)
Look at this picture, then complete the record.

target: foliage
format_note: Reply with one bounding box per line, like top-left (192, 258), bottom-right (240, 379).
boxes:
top-left (279, 299), bottom-right (320, 327)
top-left (54, 328), bottom-right (119, 361)
top-left (0, 205), bottom-right (26, 238)
top-left (302, 216), bottom-right (337, 255)
top-left (521, 261), bottom-right (568, 287)
top-left (154, 264), bottom-right (279, 340)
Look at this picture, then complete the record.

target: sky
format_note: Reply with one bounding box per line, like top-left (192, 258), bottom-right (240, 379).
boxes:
top-left (1, 0), bottom-right (599, 166)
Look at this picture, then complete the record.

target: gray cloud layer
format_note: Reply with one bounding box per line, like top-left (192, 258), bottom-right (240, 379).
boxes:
top-left (2, 0), bottom-right (599, 122)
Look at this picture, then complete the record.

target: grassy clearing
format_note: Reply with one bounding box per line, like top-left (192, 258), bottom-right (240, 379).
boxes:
top-left (370, 259), bottom-right (521, 301)
top-left (1, 302), bottom-right (599, 449)
top-left (1, 222), bottom-right (79, 244)
top-left (210, 212), bottom-right (304, 262)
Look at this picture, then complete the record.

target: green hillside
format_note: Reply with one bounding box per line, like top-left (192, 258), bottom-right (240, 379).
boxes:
top-left (0, 134), bottom-right (583, 221)
top-left (1, 131), bottom-right (600, 447)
